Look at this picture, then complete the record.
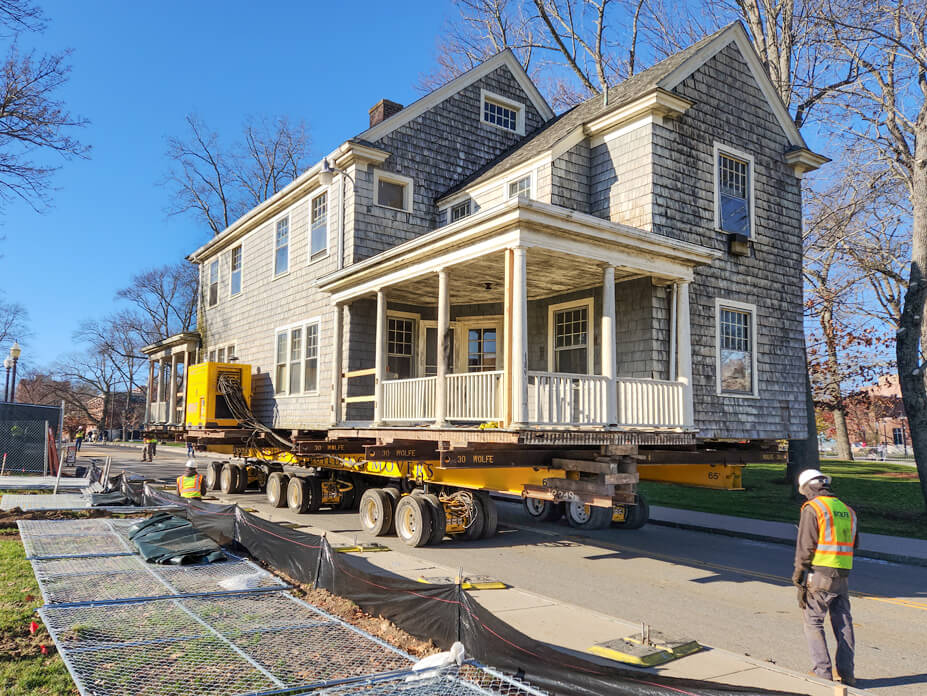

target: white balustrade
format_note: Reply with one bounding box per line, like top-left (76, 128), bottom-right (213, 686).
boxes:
top-left (527, 372), bottom-right (610, 426)
top-left (381, 376), bottom-right (436, 422)
top-left (445, 371), bottom-right (503, 421)
top-left (617, 378), bottom-right (686, 427)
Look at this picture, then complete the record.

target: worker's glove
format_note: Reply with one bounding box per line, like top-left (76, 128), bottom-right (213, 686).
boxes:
top-left (791, 568), bottom-right (806, 588)
top-left (797, 585), bottom-right (808, 610)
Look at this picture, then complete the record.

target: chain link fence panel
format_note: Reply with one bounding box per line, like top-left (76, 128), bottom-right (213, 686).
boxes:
top-left (0, 414), bottom-right (54, 475)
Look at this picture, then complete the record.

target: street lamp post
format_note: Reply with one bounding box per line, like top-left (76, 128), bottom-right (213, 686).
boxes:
top-left (3, 357), bottom-right (11, 401)
top-left (8, 341), bottom-right (21, 403)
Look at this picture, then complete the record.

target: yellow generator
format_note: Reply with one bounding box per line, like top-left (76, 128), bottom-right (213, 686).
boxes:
top-left (186, 362), bottom-right (252, 428)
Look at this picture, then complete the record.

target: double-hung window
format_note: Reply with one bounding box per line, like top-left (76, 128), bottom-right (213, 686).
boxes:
top-left (549, 300), bottom-right (592, 374)
top-left (275, 322), bottom-right (320, 395)
top-left (714, 144), bottom-right (755, 237)
top-left (230, 246), bottom-right (242, 296)
top-left (207, 259), bottom-right (219, 307)
top-left (274, 217), bottom-right (289, 276)
top-left (716, 300), bottom-right (757, 396)
top-left (467, 328), bottom-right (497, 372)
top-left (310, 193), bottom-right (327, 260)
top-left (387, 317), bottom-right (414, 379)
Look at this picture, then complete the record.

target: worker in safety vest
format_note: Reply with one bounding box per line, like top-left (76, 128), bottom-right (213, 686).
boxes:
top-left (792, 469), bottom-right (858, 686)
top-left (176, 460), bottom-right (205, 498)
top-left (141, 435), bottom-right (156, 462)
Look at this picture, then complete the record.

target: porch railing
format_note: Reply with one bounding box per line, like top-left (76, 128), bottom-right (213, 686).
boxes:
top-left (381, 376), bottom-right (436, 421)
top-left (446, 371), bottom-right (503, 421)
top-left (527, 372), bottom-right (610, 426)
top-left (617, 377), bottom-right (685, 427)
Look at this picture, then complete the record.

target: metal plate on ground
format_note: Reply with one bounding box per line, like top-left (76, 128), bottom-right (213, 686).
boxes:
top-left (589, 631), bottom-right (702, 667)
top-left (418, 575), bottom-right (508, 590)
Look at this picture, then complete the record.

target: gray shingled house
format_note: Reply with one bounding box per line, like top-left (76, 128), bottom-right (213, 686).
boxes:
top-left (144, 22), bottom-right (826, 451)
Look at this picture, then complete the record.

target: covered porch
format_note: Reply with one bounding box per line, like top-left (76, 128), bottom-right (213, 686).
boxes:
top-left (141, 332), bottom-right (200, 428)
top-left (320, 199), bottom-right (720, 432)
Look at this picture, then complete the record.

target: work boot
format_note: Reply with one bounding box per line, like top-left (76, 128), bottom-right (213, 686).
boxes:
top-left (832, 669), bottom-right (856, 686)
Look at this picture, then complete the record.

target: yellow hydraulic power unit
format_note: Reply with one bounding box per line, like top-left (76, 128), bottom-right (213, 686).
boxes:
top-left (186, 362), bottom-right (252, 428)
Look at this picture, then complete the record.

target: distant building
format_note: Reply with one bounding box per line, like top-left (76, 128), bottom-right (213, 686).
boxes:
top-left (821, 374), bottom-right (910, 453)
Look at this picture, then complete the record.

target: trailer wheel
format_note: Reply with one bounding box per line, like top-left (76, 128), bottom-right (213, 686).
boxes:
top-left (359, 489), bottom-right (394, 537)
top-left (565, 502), bottom-right (612, 530)
top-left (266, 472), bottom-right (289, 508)
top-left (233, 464), bottom-right (248, 493)
top-left (206, 462), bottom-right (222, 491)
top-left (287, 476), bottom-right (309, 513)
top-left (613, 493), bottom-right (649, 530)
top-left (523, 498), bottom-right (563, 522)
top-left (421, 494), bottom-right (446, 545)
top-left (477, 493), bottom-right (498, 539)
top-left (219, 463), bottom-right (238, 494)
top-left (394, 495), bottom-right (433, 547)
top-left (461, 493), bottom-right (485, 541)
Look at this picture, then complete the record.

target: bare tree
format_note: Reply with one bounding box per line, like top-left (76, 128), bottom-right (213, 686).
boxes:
top-left (165, 114), bottom-right (311, 236)
top-left (115, 263), bottom-right (197, 344)
top-left (819, 0), bottom-right (927, 506)
top-left (0, 294), bottom-right (27, 348)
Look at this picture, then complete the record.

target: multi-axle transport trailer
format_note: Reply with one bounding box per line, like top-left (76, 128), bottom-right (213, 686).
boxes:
top-left (152, 361), bottom-right (780, 547)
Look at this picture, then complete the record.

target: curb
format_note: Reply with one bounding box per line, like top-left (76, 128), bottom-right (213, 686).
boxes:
top-left (648, 518), bottom-right (927, 568)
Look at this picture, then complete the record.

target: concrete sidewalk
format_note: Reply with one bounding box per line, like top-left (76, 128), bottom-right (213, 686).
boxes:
top-left (649, 506), bottom-right (927, 566)
top-left (218, 493), bottom-right (865, 696)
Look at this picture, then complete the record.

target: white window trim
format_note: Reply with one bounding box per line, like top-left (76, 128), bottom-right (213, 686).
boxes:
top-left (714, 297), bottom-right (760, 398)
top-left (386, 311), bottom-right (420, 379)
top-left (271, 211), bottom-right (292, 280)
top-left (229, 245), bottom-right (243, 298)
top-left (373, 169), bottom-right (414, 213)
top-left (504, 171), bottom-right (535, 201)
top-left (456, 316), bottom-right (503, 374)
top-left (273, 317), bottom-right (321, 396)
top-left (207, 258), bottom-right (220, 308)
top-left (480, 88), bottom-right (525, 136)
top-left (207, 342), bottom-right (237, 363)
top-left (546, 299), bottom-right (594, 374)
top-left (308, 189), bottom-right (330, 265)
top-left (713, 141), bottom-right (756, 238)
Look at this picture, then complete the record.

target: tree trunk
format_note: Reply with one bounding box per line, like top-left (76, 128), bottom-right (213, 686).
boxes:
top-left (787, 362), bottom-right (820, 484)
top-left (821, 305), bottom-right (853, 460)
top-left (897, 119), bottom-right (927, 511)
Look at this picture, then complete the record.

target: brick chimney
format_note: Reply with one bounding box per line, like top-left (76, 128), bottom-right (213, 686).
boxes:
top-left (369, 99), bottom-right (403, 127)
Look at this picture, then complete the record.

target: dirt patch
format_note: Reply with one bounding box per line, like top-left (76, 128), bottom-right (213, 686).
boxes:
top-left (0, 508), bottom-right (115, 529)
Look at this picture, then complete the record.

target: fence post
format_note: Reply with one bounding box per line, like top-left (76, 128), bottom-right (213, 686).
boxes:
top-left (52, 445), bottom-right (65, 494)
top-left (43, 420), bottom-right (49, 476)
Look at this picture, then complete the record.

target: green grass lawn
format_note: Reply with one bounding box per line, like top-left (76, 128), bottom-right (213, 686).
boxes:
top-left (639, 461), bottom-right (927, 539)
top-left (0, 531), bottom-right (77, 695)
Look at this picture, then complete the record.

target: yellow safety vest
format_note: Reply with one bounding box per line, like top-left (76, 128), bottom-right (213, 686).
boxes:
top-left (804, 496), bottom-right (857, 570)
top-left (177, 474), bottom-right (203, 499)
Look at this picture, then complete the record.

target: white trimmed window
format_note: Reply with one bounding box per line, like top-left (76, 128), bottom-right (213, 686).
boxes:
top-left (715, 299), bottom-right (758, 396)
top-left (387, 317), bottom-right (415, 379)
top-left (713, 143), bottom-right (755, 237)
top-left (274, 216), bottom-right (289, 276)
top-left (548, 299), bottom-right (593, 374)
top-left (467, 327), bottom-right (497, 372)
top-left (310, 192), bottom-right (327, 260)
top-left (480, 89), bottom-right (525, 135)
top-left (450, 200), bottom-right (471, 222)
top-left (208, 343), bottom-right (236, 363)
top-left (207, 259), bottom-right (219, 307)
top-left (374, 170), bottom-right (413, 212)
top-left (274, 321), bottom-right (321, 395)
top-left (508, 175), bottom-right (531, 199)
top-left (230, 246), bottom-right (242, 296)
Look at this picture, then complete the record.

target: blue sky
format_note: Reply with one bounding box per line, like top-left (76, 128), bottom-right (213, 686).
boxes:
top-left (1, 1), bottom-right (451, 367)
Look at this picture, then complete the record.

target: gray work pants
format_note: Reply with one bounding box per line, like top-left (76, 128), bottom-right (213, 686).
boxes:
top-left (802, 590), bottom-right (854, 680)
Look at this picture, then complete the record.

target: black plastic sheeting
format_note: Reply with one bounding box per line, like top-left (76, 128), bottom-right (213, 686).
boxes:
top-left (127, 511), bottom-right (227, 565)
top-left (106, 472), bottom-right (801, 696)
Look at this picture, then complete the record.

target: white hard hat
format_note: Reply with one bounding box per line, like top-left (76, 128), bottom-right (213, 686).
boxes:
top-left (798, 469), bottom-right (830, 491)
top-left (185, 459), bottom-right (198, 470)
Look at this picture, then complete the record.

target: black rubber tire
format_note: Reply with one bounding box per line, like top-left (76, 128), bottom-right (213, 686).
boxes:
top-left (206, 462), bottom-right (222, 491)
top-left (477, 493), bottom-right (498, 539)
top-left (462, 493), bottom-right (485, 541)
top-left (232, 464), bottom-right (247, 493)
top-left (358, 488), bottom-right (394, 537)
top-left (266, 472), bottom-right (288, 508)
top-left (287, 476), bottom-right (309, 513)
top-left (420, 494), bottom-right (446, 545)
top-left (523, 498), bottom-right (563, 522)
top-left (382, 486), bottom-right (401, 504)
top-left (394, 495), bottom-right (433, 547)
top-left (304, 476), bottom-right (323, 513)
top-left (219, 463), bottom-right (237, 494)
top-left (565, 502), bottom-right (612, 530)
top-left (613, 493), bottom-right (650, 530)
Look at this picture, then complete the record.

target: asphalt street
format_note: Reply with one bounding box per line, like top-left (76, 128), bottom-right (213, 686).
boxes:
top-left (78, 444), bottom-right (927, 694)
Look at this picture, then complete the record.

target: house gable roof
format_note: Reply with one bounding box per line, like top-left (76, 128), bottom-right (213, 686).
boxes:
top-left (356, 49), bottom-right (555, 144)
top-left (439, 22), bottom-right (809, 201)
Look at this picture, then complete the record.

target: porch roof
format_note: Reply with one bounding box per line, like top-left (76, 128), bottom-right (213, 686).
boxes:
top-left (317, 198), bottom-right (721, 304)
top-left (141, 332), bottom-right (200, 360)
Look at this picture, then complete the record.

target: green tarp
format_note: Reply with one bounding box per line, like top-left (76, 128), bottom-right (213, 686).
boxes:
top-left (128, 512), bottom-right (227, 565)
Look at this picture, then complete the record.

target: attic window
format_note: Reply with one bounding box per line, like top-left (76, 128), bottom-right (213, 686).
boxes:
top-left (508, 175), bottom-right (531, 199)
top-left (450, 200), bottom-right (471, 222)
top-left (480, 89), bottom-right (525, 135)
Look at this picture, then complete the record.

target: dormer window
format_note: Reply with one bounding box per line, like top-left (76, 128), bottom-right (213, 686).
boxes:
top-left (508, 175), bottom-right (531, 199)
top-left (450, 200), bottom-right (471, 222)
top-left (374, 170), bottom-right (414, 212)
top-left (480, 89), bottom-right (525, 135)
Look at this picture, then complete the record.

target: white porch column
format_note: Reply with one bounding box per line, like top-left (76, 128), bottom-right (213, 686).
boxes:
top-left (180, 351), bottom-right (190, 427)
top-left (168, 353), bottom-right (179, 425)
top-left (374, 290), bottom-right (388, 425)
top-left (601, 265), bottom-right (618, 426)
top-left (153, 358), bottom-right (164, 422)
top-left (144, 360), bottom-right (154, 425)
top-left (434, 270), bottom-right (449, 427)
top-left (331, 303), bottom-right (344, 426)
top-left (676, 280), bottom-right (695, 427)
top-left (511, 247), bottom-right (529, 427)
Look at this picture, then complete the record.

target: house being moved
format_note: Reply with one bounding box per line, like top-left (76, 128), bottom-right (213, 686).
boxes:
top-left (142, 23), bottom-right (826, 535)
